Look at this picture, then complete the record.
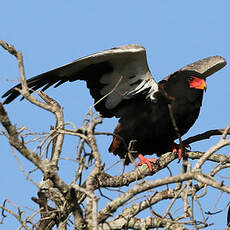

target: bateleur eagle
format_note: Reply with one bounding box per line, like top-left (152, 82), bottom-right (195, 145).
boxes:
top-left (2, 44), bottom-right (226, 171)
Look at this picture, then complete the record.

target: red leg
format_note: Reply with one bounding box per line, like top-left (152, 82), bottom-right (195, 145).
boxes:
top-left (170, 142), bottom-right (190, 160)
top-left (137, 154), bottom-right (157, 172)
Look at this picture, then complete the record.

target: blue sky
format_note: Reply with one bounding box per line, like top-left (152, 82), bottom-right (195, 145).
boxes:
top-left (1, 1), bottom-right (230, 229)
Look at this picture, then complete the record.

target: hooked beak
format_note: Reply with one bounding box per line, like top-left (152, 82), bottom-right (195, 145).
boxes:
top-left (197, 79), bottom-right (207, 91)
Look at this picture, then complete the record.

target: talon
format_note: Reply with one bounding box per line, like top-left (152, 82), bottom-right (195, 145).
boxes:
top-left (171, 142), bottom-right (189, 161)
top-left (170, 142), bottom-right (191, 162)
top-left (137, 154), bottom-right (157, 172)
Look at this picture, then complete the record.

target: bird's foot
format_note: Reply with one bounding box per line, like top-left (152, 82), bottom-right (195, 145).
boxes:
top-left (170, 142), bottom-right (191, 161)
top-left (136, 154), bottom-right (157, 172)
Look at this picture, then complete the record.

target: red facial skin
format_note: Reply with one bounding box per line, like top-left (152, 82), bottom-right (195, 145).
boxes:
top-left (188, 76), bottom-right (206, 90)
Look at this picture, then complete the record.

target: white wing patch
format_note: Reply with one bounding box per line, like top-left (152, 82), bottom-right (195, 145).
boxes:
top-left (59, 44), bottom-right (158, 110)
top-left (58, 44), bottom-right (158, 110)
top-left (99, 55), bottom-right (159, 110)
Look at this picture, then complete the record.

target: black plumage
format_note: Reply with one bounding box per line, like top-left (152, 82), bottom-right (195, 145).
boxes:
top-left (2, 44), bottom-right (226, 171)
top-left (109, 70), bottom-right (204, 164)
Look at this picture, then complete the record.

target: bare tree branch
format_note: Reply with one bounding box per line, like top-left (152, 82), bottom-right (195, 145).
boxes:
top-left (1, 39), bottom-right (230, 229)
top-left (0, 102), bottom-right (43, 170)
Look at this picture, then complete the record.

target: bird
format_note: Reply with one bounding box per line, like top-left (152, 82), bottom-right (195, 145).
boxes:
top-left (2, 44), bottom-right (226, 171)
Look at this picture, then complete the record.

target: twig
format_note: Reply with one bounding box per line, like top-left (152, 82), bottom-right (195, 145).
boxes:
top-left (93, 76), bottom-right (123, 108)
top-left (0, 200), bottom-right (31, 230)
top-left (194, 125), bottom-right (230, 170)
top-left (183, 128), bottom-right (230, 145)
top-left (10, 145), bottom-right (39, 188)
top-left (0, 103), bottom-right (43, 170)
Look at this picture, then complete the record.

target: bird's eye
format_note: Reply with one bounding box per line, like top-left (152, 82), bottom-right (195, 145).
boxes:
top-left (188, 76), bottom-right (194, 82)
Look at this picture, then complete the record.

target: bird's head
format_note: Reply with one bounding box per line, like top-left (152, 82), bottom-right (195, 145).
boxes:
top-left (159, 55), bottom-right (226, 103)
top-left (187, 74), bottom-right (206, 91)
top-left (161, 70), bottom-right (206, 102)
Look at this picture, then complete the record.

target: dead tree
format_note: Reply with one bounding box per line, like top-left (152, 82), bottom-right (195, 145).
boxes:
top-left (1, 40), bottom-right (230, 230)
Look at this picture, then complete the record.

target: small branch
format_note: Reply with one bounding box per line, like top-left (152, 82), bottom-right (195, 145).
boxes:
top-left (72, 184), bottom-right (98, 229)
top-left (194, 173), bottom-right (230, 193)
top-left (96, 150), bottom-right (230, 190)
top-left (194, 125), bottom-right (230, 170)
top-left (99, 216), bottom-right (185, 230)
top-left (10, 145), bottom-right (39, 188)
top-left (34, 190), bottom-right (56, 230)
top-left (183, 128), bottom-right (230, 145)
top-left (120, 188), bottom-right (186, 220)
top-left (162, 185), bottom-right (186, 218)
top-left (98, 150), bottom-right (177, 188)
top-left (0, 40), bottom-right (18, 57)
top-left (38, 92), bottom-right (65, 166)
top-left (93, 76), bottom-right (123, 108)
top-left (0, 201), bottom-right (31, 230)
top-left (97, 172), bottom-right (195, 223)
top-left (85, 108), bottom-right (102, 230)
top-left (0, 103), bottom-right (43, 170)
top-left (168, 104), bottom-right (184, 152)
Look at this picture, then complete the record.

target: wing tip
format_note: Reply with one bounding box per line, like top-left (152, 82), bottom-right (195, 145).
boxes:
top-left (111, 44), bottom-right (145, 52)
top-left (180, 55), bottom-right (227, 78)
top-left (163, 55), bottom-right (227, 81)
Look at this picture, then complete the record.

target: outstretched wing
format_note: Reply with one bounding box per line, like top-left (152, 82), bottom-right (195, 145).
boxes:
top-left (2, 44), bottom-right (159, 117)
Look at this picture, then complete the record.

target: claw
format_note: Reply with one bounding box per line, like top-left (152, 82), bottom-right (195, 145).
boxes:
top-left (171, 143), bottom-right (183, 160)
top-left (137, 154), bottom-right (157, 172)
top-left (171, 142), bottom-right (191, 161)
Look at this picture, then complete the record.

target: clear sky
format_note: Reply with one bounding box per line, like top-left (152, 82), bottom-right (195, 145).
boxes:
top-left (1, 1), bottom-right (230, 229)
